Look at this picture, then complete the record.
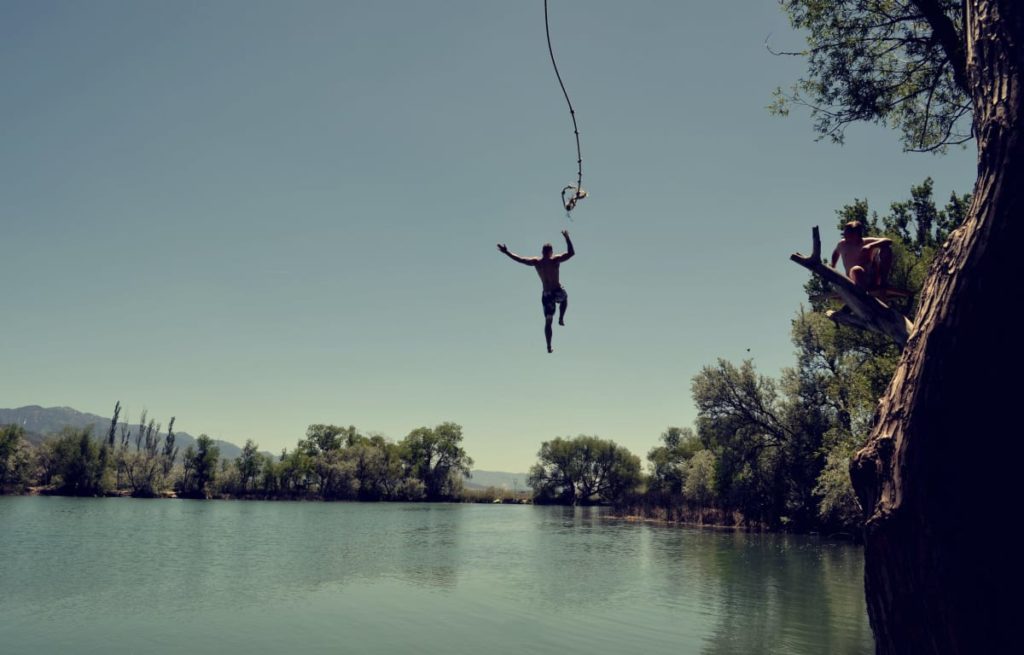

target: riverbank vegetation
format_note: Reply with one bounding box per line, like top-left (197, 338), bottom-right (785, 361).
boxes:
top-left (0, 181), bottom-right (965, 528)
top-left (1, 415), bottom-right (476, 502)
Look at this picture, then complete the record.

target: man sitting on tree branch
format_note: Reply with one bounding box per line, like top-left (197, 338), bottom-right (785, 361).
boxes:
top-left (831, 221), bottom-right (893, 291)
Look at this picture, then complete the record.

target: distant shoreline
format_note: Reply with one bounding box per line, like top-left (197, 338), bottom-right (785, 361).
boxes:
top-left (13, 486), bottom-right (532, 504)
top-left (6, 489), bottom-right (857, 540)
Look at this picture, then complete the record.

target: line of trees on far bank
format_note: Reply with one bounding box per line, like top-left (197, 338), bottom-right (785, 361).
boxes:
top-left (1, 410), bottom-right (474, 502)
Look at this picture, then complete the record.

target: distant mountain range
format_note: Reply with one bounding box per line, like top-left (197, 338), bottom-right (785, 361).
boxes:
top-left (0, 406), bottom-right (529, 484)
top-left (0, 405), bottom-right (245, 459)
top-left (464, 470), bottom-right (530, 491)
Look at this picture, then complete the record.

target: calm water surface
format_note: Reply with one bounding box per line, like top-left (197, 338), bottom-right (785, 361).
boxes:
top-left (0, 497), bottom-right (872, 654)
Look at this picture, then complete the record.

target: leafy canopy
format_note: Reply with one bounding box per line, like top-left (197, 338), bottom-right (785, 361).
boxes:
top-left (772, 0), bottom-right (970, 151)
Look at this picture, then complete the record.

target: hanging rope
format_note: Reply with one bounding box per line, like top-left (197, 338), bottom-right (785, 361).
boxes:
top-left (544, 0), bottom-right (587, 213)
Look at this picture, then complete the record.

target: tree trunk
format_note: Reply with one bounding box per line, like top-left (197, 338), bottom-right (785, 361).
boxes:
top-left (851, 2), bottom-right (1023, 652)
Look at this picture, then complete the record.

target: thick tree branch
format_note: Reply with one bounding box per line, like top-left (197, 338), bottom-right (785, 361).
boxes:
top-left (826, 305), bottom-right (880, 332)
top-left (790, 226), bottom-right (914, 347)
top-left (911, 0), bottom-right (970, 95)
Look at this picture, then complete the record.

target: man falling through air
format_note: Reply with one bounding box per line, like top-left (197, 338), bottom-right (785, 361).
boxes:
top-left (497, 230), bottom-right (575, 353)
top-left (831, 220), bottom-right (894, 291)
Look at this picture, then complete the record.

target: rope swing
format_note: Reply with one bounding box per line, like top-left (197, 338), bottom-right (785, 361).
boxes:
top-left (544, 0), bottom-right (587, 214)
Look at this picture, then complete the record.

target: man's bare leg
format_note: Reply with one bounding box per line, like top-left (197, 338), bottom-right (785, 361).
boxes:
top-left (558, 299), bottom-right (567, 326)
top-left (875, 244), bottom-right (894, 288)
top-left (544, 316), bottom-right (554, 353)
top-left (849, 265), bottom-right (868, 288)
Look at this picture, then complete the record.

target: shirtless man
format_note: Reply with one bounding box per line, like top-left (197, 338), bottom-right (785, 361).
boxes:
top-left (831, 220), bottom-right (894, 290)
top-left (497, 230), bottom-right (575, 353)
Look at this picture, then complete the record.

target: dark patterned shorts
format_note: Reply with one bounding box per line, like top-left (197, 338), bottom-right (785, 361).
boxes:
top-left (541, 287), bottom-right (568, 317)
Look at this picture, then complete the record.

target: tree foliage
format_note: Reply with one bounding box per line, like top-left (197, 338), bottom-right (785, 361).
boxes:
top-left (214, 423), bottom-right (469, 502)
top-left (692, 359), bottom-right (797, 526)
top-left (48, 427), bottom-right (111, 496)
top-left (0, 425), bottom-right (34, 493)
top-left (235, 439), bottom-right (261, 494)
top-left (647, 427), bottom-right (702, 496)
top-left (528, 435), bottom-right (642, 505)
top-left (772, 0), bottom-right (971, 151)
top-left (682, 450), bottom-right (717, 507)
top-left (400, 422), bottom-right (474, 501)
top-left (176, 435), bottom-right (220, 499)
top-left (117, 411), bottom-right (176, 498)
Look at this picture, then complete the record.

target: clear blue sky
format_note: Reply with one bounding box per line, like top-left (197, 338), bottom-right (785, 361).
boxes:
top-left (1, 1), bottom-right (975, 471)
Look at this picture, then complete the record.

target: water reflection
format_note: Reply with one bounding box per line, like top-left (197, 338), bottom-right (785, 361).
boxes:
top-left (397, 503), bottom-right (461, 588)
top-left (0, 498), bottom-right (872, 655)
top-left (639, 526), bottom-right (871, 654)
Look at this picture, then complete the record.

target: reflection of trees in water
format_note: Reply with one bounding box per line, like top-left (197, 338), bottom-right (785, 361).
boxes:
top-left (279, 503), bottom-right (464, 591)
top-left (818, 543), bottom-right (873, 652)
top-left (171, 501), bottom-right (467, 610)
top-left (665, 531), bottom-right (872, 655)
top-left (507, 510), bottom-right (870, 653)
top-left (519, 506), bottom-right (647, 611)
top-left (644, 525), bottom-right (731, 618)
top-left (396, 504), bottom-right (461, 589)
top-left (637, 526), bottom-right (871, 653)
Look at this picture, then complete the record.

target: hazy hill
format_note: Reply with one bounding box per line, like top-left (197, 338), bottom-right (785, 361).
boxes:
top-left (0, 405), bottom-right (243, 459)
top-left (465, 470), bottom-right (530, 491)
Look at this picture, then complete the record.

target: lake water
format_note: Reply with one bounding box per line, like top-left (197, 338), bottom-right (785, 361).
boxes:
top-left (0, 497), bottom-right (873, 654)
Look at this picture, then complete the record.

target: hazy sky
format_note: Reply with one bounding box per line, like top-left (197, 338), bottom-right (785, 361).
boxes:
top-left (1, 1), bottom-right (975, 471)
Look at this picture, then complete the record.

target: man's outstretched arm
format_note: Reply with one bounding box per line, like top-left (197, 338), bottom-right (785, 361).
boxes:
top-left (555, 230), bottom-right (575, 262)
top-left (497, 243), bottom-right (537, 265)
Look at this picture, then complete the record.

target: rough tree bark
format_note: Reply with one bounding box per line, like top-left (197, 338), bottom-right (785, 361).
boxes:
top-left (849, 2), bottom-right (1023, 653)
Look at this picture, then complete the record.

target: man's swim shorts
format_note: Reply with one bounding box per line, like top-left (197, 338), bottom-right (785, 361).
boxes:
top-left (541, 287), bottom-right (568, 317)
